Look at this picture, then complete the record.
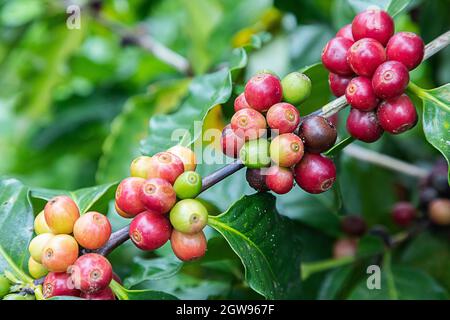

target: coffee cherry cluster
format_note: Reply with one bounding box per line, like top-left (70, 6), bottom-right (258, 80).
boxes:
top-left (116, 145), bottom-right (208, 262)
top-left (221, 71), bottom-right (338, 195)
top-left (323, 8), bottom-right (424, 142)
top-left (29, 196), bottom-right (115, 299)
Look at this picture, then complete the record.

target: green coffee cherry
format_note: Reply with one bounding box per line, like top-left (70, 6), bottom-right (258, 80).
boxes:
top-left (281, 72), bottom-right (311, 104)
top-left (28, 257), bottom-right (49, 279)
top-left (2, 293), bottom-right (35, 300)
top-left (173, 171), bottom-right (202, 199)
top-left (169, 199), bottom-right (208, 234)
top-left (0, 274), bottom-right (11, 298)
top-left (239, 138), bottom-right (271, 169)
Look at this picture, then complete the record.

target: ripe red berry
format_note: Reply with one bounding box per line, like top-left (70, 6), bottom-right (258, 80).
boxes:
top-left (298, 116), bottom-right (337, 153)
top-left (81, 287), bottom-right (115, 300)
top-left (42, 235), bottom-right (79, 272)
top-left (140, 178), bottom-right (176, 214)
top-left (341, 215), bottom-right (367, 237)
top-left (129, 211), bottom-right (172, 251)
top-left (351, 9), bottom-right (394, 46)
top-left (231, 108), bottom-right (267, 141)
top-left (43, 272), bottom-right (80, 299)
top-left (147, 152), bottom-right (185, 184)
top-left (44, 195), bottom-right (80, 234)
top-left (346, 108), bottom-right (383, 143)
top-left (270, 133), bottom-right (304, 167)
top-left (265, 166), bottom-right (294, 194)
top-left (170, 230), bottom-right (207, 262)
top-left (234, 92), bottom-right (250, 112)
top-left (377, 94), bottom-right (417, 134)
top-left (244, 73), bottom-right (282, 112)
top-left (347, 38), bottom-right (386, 77)
top-left (115, 177), bottom-right (146, 217)
top-left (321, 37), bottom-right (354, 76)
top-left (220, 124), bottom-right (245, 158)
top-left (333, 238), bottom-right (358, 259)
top-left (386, 32), bottom-right (425, 70)
top-left (246, 168), bottom-right (269, 192)
top-left (266, 103), bottom-right (300, 134)
top-left (68, 253), bottom-right (112, 294)
top-left (328, 73), bottom-right (353, 97)
top-left (73, 212), bottom-right (112, 250)
top-left (294, 153), bottom-right (336, 194)
top-left (372, 61), bottom-right (410, 99)
top-left (336, 24), bottom-right (354, 41)
top-left (428, 199), bottom-right (450, 226)
top-left (345, 76), bottom-right (379, 111)
top-left (391, 202), bottom-right (417, 227)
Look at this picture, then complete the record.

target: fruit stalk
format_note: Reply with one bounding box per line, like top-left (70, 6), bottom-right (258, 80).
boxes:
top-left (93, 30), bottom-right (450, 258)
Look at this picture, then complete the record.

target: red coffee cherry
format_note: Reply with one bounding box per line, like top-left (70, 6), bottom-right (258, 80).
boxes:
top-left (347, 38), bottom-right (386, 77)
top-left (147, 152), bottom-right (185, 184)
top-left (341, 215), bottom-right (367, 237)
top-left (140, 178), bottom-right (176, 214)
top-left (42, 235), bottom-right (79, 272)
top-left (115, 202), bottom-right (134, 219)
top-left (294, 153), bottom-right (336, 194)
top-left (345, 76), bottom-right (379, 111)
top-left (43, 272), bottom-right (80, 299)
top-left (391, 202), bottom-right (417, 227)
top-left (333, 238), bottom-right (358, 259)
top-left (68, 253), bottom-right (112, 294)
top-left (377, 94), bottom-right (417, 134)
top-left (428, 199), bottom-right (450, 226)
top-left (73, 212), bottom-right (112, 250)
top-left (346, 108), bottom-right (383, 143)
top-left (129, 211), bottom-right (172, 251)
top-left (246, 168), bottom-right (269, 192)
top-left (270, 133), bottom-right (304, 167)
top-left (298, 116), bottom-right (337, 154)
top-left (328, 73), bottom-right (353, 97)
top-left (266, 102), bottom-right (300, 134)
top-left (234, 92), bottom-right (250, 112)
top-left (321, 37), bottom-right (354, 76)
top-left (220, 124), bottom-right (245, 158)
top-left (351, 9), bottom-right (394, 46)
top-left (336, 24), bottom-right (354, 41)
top-left (44, 195), bottom-right (80, 234)
top-left (244, 73), bottom-right (282, 112)
top-left (265, 166), bottom-right (294, 194)
top-left (115, 177), bottom-right (146, 217)
top-left (231, 108), bottom-right (267, 141)
top-left (372, 61), bottom-right (410, 99)
top-left (81, 287), bottom-right (115, 300)
top-left (386, 32), bottom-right (425, 70)
top-left (170, 230), bottom-right (207, 262)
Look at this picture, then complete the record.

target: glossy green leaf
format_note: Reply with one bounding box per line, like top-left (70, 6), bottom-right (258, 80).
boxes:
top-left (348, 266), bottom-right (448, 300)
top-left (208, 193), bottom-right (302, 299)
top-left (124, 256), bottom-right (183, 288)
top-left (96, 80), bottom-right (190, 184)
top-left (414, 83), bottom-right (450, 181)
top-left (111, 279), bottom-right (178, 300)
top-left (140, 48), bottom-right (247, 156)
top-left (0, 178), bottom-right (34, 278)
top-left (31, 182), bottom-right (117, 214)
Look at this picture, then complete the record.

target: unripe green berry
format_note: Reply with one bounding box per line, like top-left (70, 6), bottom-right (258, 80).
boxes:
top-left (0, 274), bottom-right (11, 298)
top-left (169, 199), bottom-right (208, 234)
top-left (281, 72), bottom-right (311, 104)
top-left (28, 257), bottom-right (48, 279)
top-left (34, 210), bottom-right (52, 235)
top-left (28, 233), bottom-right (54, 264)
top-left (173, 171), bottom-right (202, 199)
top-left (239, 138), bottom-right (271, 169)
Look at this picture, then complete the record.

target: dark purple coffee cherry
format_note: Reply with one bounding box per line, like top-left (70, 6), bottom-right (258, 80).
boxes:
top-left (298, 116), bottom-right (337, 154)
top-left (246, 168), bottom-right (269, 192)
